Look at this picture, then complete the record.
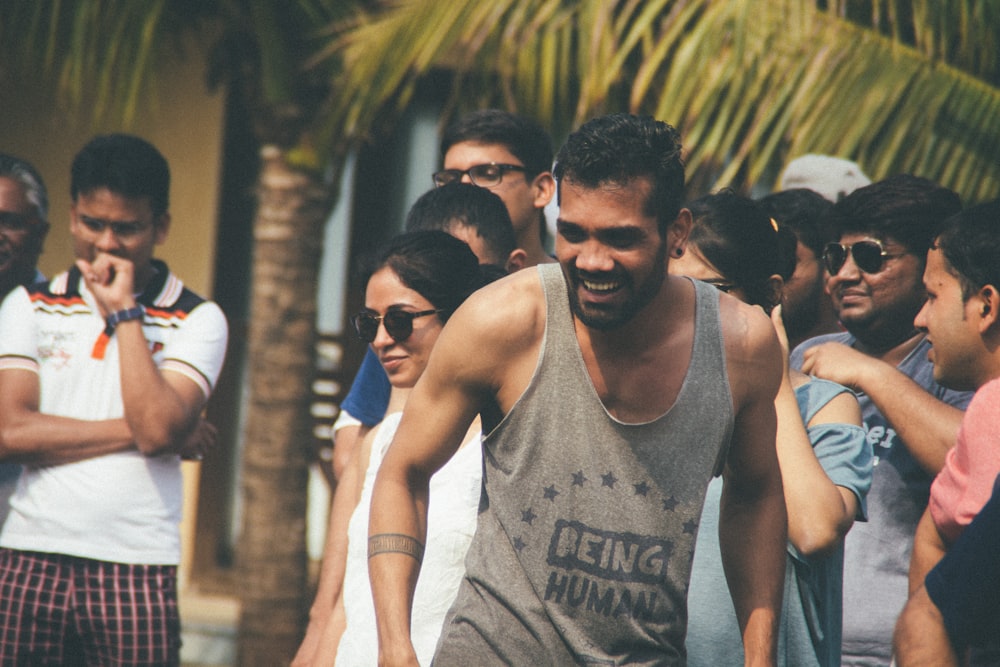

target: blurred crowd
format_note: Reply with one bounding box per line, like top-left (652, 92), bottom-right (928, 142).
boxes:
top-left (1, 110), bottom-right (997, 666)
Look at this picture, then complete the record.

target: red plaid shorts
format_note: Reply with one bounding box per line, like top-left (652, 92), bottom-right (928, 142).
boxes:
top-left (0, 549), bottom-right (180, 666)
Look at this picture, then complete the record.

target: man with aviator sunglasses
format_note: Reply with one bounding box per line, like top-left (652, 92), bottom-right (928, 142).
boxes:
top-left (790, 174), bottom-right (970, 666)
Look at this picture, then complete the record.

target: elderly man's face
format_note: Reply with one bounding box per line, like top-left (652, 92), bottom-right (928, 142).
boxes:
top-left (0, 176), bottom-right (46, 293)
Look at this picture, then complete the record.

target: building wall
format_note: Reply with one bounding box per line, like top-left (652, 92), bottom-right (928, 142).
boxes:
top-left (1, 40), bottom-right (225, 296)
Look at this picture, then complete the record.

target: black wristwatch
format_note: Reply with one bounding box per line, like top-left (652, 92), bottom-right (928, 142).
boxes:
top-left (105, 305), bottom-right (145, 329)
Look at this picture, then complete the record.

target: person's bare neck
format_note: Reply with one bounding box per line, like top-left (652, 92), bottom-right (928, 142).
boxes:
top-left (788, 311), bottom-right (842, 352)
top-left (387, 386), bottom-right (412, 413)
top-left (132, 262), bottom-right (159, 296)
top-left (853, 328), bottom-right (925, 366)
top-left (517, 228), bottom-right (554, 267)
top-left (523, 245), bottom-right (555, 266)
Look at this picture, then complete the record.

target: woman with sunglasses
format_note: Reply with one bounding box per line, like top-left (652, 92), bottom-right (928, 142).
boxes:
top-left (296, 231), bottom-right (502, 667)
top-left (672, 191), bottom-right (872, 667)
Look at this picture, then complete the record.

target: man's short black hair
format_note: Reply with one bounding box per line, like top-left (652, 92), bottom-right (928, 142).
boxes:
top-left (71, 134), bottom-right (170, 217)
top-left (758, 188), bottom-right (834, 259)
top-left (440, 109), bottom-right (553, 178)
top-left (554, 113), bottom-right (685, 235)
top-left (405, 183), bottom-right (517, 266)
top-left (935, 199), bottom-right (1000, 301)
top-left (826, 174), bottom-right (961, 261)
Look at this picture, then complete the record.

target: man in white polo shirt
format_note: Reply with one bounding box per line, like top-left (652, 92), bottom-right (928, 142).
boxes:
top-left (0, 134), bottom-right (227, 665)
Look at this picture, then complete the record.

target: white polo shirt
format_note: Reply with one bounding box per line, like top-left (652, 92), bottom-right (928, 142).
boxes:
top-left (0, 261), bottom-right (227, 564)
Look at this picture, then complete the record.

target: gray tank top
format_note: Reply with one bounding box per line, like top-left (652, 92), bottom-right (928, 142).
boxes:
top-left (433, 263), bottom-right (734, 666)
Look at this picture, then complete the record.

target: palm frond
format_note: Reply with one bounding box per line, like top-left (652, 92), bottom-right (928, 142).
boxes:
top-left (314, 0), bottom-right (1000, 202)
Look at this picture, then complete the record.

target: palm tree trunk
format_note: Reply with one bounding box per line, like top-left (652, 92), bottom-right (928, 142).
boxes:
top-left (236, 145), bottom-right (330, 664)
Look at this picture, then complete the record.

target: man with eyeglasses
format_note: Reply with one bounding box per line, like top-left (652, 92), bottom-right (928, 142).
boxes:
top-left (790, 174), bottom-right (970, 666)
top-left (328, 113), bottom-right (556, 483)
top-left (368, 113), bottom-right (787, 666)
top-left (0, 154), bottom-right (51, 527)
top-left (0, 134), bottom-right (228, 664)
top-left (435, 109), bottom-right (556, 268)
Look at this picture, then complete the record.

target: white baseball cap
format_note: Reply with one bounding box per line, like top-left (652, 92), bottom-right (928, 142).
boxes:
top-left (779, 154), bottom-right (872, 202)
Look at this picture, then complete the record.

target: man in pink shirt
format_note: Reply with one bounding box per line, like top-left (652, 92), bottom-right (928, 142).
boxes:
top-left (908, 199), bottom-right (1000, 592)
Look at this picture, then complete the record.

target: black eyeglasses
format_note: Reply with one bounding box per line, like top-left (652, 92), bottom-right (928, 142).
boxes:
top-left (823, 239), bottom-right (904, 275)
top-left (351, 309), bottom-right (444, 343)
top-left (432, 163), bottom-right (526, 188)
top-left (0, 211), bottom-right (34, 233)
top-left (78, 214), bottom-right (151, 239)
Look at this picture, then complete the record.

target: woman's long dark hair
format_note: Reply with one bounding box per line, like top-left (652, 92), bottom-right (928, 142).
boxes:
top-left (686, 190), bottom-right (796, 312)
top-left (364, 230), bottom-right (501, 322)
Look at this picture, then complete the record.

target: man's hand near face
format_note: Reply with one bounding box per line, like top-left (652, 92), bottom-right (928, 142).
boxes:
top-left (76, 254), bottom-right (137, 316)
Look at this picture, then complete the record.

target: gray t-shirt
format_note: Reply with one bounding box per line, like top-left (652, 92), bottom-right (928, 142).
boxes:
top-left (433, 265), bottom-right (734, 666)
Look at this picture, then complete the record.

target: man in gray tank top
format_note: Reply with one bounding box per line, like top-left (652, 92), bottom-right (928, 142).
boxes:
top-left (367, 113), bottom-right (789, 666)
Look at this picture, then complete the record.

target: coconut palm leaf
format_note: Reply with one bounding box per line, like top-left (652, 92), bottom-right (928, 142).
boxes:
top-left (0, 0), bottom-right (346, 132)
top-left (314, 0), bottom-right (1000, 202)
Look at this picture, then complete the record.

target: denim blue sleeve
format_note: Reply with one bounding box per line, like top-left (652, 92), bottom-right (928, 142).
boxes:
top-left (339, 347), bottom-right (391, 427)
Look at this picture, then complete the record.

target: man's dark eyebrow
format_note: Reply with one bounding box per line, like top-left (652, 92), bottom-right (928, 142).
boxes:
top-left (80, 214), bottom-right (144, 225)
top-left (599, 226), bottom-right (644, 239)
top-left (555, 219), bottom-right (586, 235)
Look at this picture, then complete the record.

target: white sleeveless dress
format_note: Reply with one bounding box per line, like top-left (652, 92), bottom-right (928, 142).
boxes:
top-left (335, 412), bottom-right (483, 666)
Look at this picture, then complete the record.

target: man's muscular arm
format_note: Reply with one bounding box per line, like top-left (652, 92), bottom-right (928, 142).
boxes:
top-left (0, 368), bottom-right (135, 464)
top-left (79, 255), bottom-right (218, 456)
top-left (894, 586), bottom-right (960, 667)
top-left (719, 301), bottom-right (787, 666)
top-left (908, 507), bottom-right (949, 594)
top-left (0, 286), bottom-right (135, 464)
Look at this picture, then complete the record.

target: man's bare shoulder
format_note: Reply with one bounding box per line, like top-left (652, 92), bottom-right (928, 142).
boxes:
top-left (718, 295), bottom-right (779, 355)
top-left (427, 268), bottom-right (546, 403)
top-left (717, 294), bottom-right (782, 405)
top-left (447, 267), bottom-right (546, 346)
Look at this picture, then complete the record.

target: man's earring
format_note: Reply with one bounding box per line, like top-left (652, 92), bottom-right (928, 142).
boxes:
top-left (674, 247), bottom-right (684, 258)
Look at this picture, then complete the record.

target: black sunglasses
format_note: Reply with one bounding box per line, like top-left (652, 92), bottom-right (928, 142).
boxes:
top-left (351, 309), bottom-right (444, 343)
top-left (432, 163), bottom-right (526, 188)
top-left (823, 240), bottom-right (904, 275)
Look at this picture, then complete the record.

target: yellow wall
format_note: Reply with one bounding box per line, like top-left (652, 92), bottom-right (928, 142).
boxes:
top-left (1, 38), bottom-right (225, 296)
